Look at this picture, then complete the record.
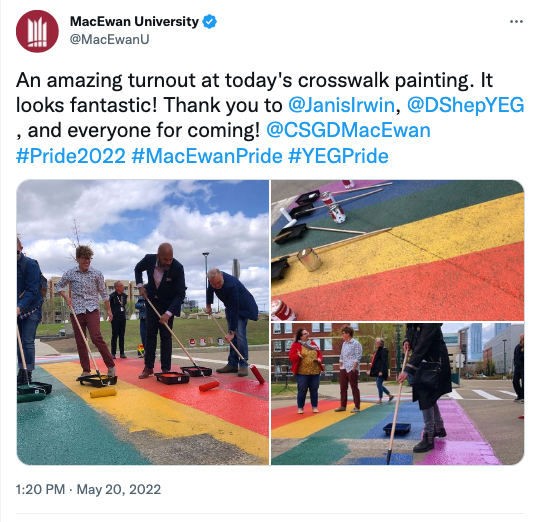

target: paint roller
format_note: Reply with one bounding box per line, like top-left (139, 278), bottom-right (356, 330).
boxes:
top-left (386, 349), bottom-right (409, 465)
top-left (279, 208), bottom-right (297, 229)
top-left (212, 317), bottom-right (265, 384)
top-left (17, 325), bottom-right (46, 403)
top-left (69, 304), bottom-right (118, 398)
top-left (144, 297), bottom-right (219, 391)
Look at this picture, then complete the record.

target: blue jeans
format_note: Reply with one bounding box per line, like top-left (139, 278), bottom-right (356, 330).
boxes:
top-left (296, 374), bottom-right (320, 408)
top-left (17, 309), bottom-right (41, 371)
top-left (227, 315), bottom-right (248, 368)
top-left (376, 377), bottom-right (391, 399)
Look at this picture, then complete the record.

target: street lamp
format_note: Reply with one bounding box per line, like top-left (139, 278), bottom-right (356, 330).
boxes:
top-left (202, 252), bottom-right (209, 310)
top-left (502, 339), bottom-right (507, 379)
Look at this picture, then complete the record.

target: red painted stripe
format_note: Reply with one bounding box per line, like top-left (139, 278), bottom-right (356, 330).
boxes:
top-left (273, 242), bottom-right (523, 320)
top-left (271, 400), bottom-right (340, 429)
top-left (109, 360), bottom-right (269, 437)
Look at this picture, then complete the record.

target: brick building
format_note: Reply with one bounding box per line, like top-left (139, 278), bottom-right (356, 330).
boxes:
top-left (271, 322), bottom-right (398, 381)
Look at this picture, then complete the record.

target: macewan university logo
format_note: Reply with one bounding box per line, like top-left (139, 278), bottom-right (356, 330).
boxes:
top-left (16, 10), bottom-right (59, 52)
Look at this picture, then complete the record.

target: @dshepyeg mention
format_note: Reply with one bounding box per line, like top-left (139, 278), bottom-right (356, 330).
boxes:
top-left (75, 34), bottom-right (149, 45)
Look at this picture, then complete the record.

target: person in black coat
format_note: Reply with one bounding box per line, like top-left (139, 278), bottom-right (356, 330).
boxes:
top-left (398, 323), bottom-right (452, 453)
top-left (367, 338), bottom-right (394, 404)
top-left (512, 333), bottom-right (524, 402)
top-left (134, 243), bottom-right (187, 378)
top-left (109, 281), bottom-right (128, 358)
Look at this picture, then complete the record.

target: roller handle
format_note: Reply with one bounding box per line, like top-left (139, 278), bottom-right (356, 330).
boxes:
top-left (386, 350), bottom-right (409, 464)
top-left (17, 325), bottom-right (31, 386)
top-left (145, 297), bottom-right (205, 377)
top-left (212, 317), bottom-right (265, 384)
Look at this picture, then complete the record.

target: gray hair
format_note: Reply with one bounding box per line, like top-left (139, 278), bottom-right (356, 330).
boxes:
top-left (114, 281), bottom-right (123, 289)
top-left (207, 268), bottom-right (222, 281)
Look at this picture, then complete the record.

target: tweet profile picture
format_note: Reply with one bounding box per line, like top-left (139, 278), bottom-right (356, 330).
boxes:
top-left (16, 10), bottom-right (59, 52)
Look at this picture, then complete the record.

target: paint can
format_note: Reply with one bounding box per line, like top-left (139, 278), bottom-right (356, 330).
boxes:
top-left (297, 247), bottom-right (323, 272)
top-left (321, 191), bottom-right (335, 206)
top-left (342, 180), bottom-right (355, 189)
top-left (271, 299), bottom-right (297, 321)
top-left (329, 203), bottom-right (346, 223)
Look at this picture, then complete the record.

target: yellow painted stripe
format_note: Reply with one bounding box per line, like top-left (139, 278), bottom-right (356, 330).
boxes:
top-left (45, 362), bottom-right (268, 463)
top-left (272, 193), bottom-right (523, 295)
top-left (271, 403), bottom-right (375, 439)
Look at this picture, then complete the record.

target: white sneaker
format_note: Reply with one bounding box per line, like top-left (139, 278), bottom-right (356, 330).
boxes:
top-left (312, 407), bottom-right (319, 413)
top-left (297, 408), bottom-right (304, 414)
top-left (107, 367), bottom-right (116, 378)
top-left (80, 371), bottom-right (91, 378)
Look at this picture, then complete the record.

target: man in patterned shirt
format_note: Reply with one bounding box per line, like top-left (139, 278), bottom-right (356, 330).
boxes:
top-left (334, 325), bottom-right (363, 413)
top-left (56, 245), bottom-right (116, 379)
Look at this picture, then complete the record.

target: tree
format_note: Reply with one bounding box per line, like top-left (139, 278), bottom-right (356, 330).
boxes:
top-left (126, 300), bottom-right (136, 319)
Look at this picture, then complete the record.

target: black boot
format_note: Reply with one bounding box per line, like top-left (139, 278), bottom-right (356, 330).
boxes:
top-left (17, 369), bottom-right (32, 385)
top-left (413, 432), bottom-right (435, 453)
top-left (434, 427), bottom-right (447, 438)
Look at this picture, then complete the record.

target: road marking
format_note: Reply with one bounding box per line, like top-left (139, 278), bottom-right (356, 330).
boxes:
top-left (171, 354), bottom-right (269, 369)
top-left (447, 389), bottom-right (464, 400)
top-left (473, 389), bottom-right (502, 400)
top-left (498, 390), bottom-right (517, 397)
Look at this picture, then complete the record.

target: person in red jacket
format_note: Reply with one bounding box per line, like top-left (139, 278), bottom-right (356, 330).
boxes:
top-left (289, 328), bottom-right (324, 414)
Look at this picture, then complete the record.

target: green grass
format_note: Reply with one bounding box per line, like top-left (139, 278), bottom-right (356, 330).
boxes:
top-left (37, 318), bottom-right (269, 347)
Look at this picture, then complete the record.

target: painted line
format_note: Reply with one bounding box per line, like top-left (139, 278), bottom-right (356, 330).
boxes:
top-left (272, 242), bottom-right (523, 320)
top-left (272, 193), bottom-right (523, 295)
top-left (171, 354), bottom-right (270, 370)
top-left (498, 390), bottom-right (517, 397)
top-left (44, 362), bottom-right (268, 462)
top-left (473, 389), bottom-right (502, 400)
top-left (447, 390), bottom-right (463, 400)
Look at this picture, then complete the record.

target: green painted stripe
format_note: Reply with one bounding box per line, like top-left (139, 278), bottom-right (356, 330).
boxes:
top-left (17, 367), bottom-right (150, 465)
top-left (272, 437), bottom-right (350, 465)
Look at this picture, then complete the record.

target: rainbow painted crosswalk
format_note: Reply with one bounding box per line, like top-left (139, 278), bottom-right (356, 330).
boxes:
top-left (271, 180), bottom-right (523, 320)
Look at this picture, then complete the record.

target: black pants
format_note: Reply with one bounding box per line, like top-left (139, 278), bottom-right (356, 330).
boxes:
top-left (145, 299), bottom-right (174, 371)
top-left (111, 317), bottom-right (126, 355)
top-left (513, 366), bottom-right (524, 400)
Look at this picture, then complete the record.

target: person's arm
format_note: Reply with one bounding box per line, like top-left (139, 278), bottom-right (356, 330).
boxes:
top-left (135, 257), bottom-right (148, 298)
top-left (166, 262), bottom-right (187, 318)
top-left (353, 341), bottom-right (363, 371)
top-left (223, 283), bottom-right (240, 334)
top-left (97, 274), bottom-right (112, 321)
top-left (17, 259), bottom-right (41, 313)
top-left (288, 343), bottom-right (302, 364)
top-left (399, 324), bottom-right (440, 382)
top-left (206, 283), bottom-right (214, 314)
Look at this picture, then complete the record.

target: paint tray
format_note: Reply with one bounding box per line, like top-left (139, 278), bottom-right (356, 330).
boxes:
top-left (21, 381), bottom-right (52, 395)
top-left (181, 366), bottom-right (213, 377)
top-left (289, 202), bottom-right (314, 219)
top-left (155, 372), bottom-right (190, 385)
top-left (295, 190), bottom-right (320, 205)
top-left (383, 423), bottom-right (411, 436)
top-left (271, 256), bottom-right (290, 280)
top-left (77, 375), bottom-right (118, 387)
top-left (17, 383), bottom-right (50, 396)
top-left (274, 223), bottom-right (308, 245)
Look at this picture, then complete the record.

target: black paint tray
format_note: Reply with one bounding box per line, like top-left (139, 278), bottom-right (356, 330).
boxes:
top-left (383, 423), bottom-right (411, 436)
top-left (289, 202), bottom-right (314, 219)
top-left (295, 190), bottom-right (320, 205)
top-left (181, 366), bottom-right (213, 377)
top-left (271, 257), bottom-right (290, 280)
top-left (155, 372), bottom-right (190, 385)
top-left (77, 375), bottom-right (118, 387)
top-left (273, 223), bottom-right (308, 245)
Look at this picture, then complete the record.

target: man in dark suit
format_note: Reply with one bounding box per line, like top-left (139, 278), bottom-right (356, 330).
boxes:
top-left (135, 243), bottom-right (187, 378)
top-left (206, 268), bottom-right (258, 377)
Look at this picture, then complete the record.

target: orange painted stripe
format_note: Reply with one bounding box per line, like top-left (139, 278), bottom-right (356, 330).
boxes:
top-left (272, 242), bottom-right (523, 321)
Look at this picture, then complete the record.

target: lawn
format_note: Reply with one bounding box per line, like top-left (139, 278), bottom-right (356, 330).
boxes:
top-left (37, 318), bottom-right (269, 348)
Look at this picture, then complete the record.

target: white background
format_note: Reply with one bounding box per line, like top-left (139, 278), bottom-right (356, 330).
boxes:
top-left (1, 1), bottom-right (533, 521)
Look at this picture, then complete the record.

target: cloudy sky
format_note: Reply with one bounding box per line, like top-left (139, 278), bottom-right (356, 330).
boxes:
top-left (17, 180), bottom-right (270, 311)
top-left (441, 322), bottom-right (523, 344)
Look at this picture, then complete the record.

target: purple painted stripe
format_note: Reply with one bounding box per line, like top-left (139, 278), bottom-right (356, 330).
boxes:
top-left (417, 400), bottom-right (501, 465)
